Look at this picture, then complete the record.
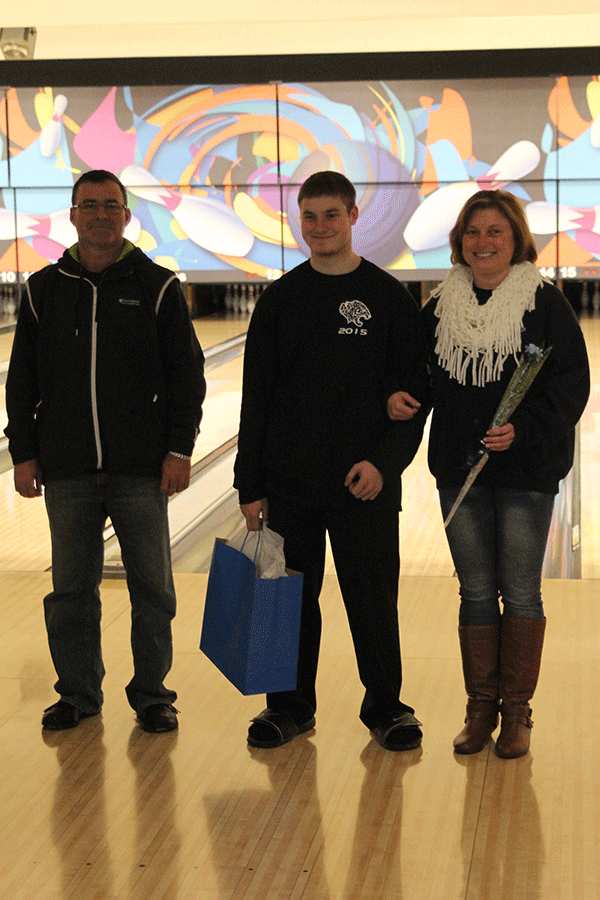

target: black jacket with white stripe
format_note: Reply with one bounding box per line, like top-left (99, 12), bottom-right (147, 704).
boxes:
top-left (5, 243), bottom-right (205, 481)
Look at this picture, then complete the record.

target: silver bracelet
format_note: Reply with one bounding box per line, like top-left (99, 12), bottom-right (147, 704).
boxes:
top-left (168, 451), bottom-right (191, 460)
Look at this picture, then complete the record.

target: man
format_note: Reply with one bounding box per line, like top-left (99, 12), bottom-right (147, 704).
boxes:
top-left (233, 171), bottom-right (428, 751)
top-left (5, 169), bottom-right (206, 733)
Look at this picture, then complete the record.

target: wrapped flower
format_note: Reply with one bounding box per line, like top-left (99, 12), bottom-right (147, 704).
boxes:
top-left (444, 344), bottom-right (552, 528)
top-left (488, 344), bottom-right (552, 430)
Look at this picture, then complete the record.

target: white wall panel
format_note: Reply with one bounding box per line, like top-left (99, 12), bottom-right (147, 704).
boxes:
top-left (2, 1), bottom-right (600, 59)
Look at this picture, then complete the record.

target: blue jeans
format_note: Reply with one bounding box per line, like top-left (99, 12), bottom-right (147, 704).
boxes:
top-left (439, 486), bottom-right (555, 626)
top-left (44, 474), bottom-right (177, 714)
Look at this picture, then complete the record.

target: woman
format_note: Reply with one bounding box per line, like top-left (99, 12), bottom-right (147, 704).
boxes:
top-left (395, 190), bottom-right (590, 758)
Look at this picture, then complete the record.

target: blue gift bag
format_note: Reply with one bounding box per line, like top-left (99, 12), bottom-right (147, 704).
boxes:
top-left (200, 538), bottom-right (303, 695)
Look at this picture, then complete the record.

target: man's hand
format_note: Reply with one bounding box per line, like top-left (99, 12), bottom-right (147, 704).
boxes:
top-left (344, 461), bottom-right (383, 501)
top-left (387, 391), bottom-right (421, 421)
top-left (483, 423), bottom-right (515, 452)
top-left (160, 454), bottom-right (191, 495)
top-left (240, 498), bottom-right (268, 532)
top-left (14, 459), bottom-right (43, 498)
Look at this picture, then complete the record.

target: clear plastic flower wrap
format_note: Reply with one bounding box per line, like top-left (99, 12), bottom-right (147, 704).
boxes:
top-left (444, 344), bottom-right (552, 528)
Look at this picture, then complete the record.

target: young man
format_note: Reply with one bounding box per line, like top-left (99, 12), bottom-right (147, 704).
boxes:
top-left (5, 170), bottom-right (206, 733)
top-left (233, 171), bottom-right (428, 751)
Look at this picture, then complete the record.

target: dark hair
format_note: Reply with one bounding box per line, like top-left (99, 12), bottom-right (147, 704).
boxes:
top-left (449, 189), bottom-right (538, 266)
top-left (297, 171), bottom-right (356, 213)
top-left (72, 169), bottom-right (128, 207)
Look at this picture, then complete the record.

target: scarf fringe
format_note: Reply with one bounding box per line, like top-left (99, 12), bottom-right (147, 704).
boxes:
top-left (432, 262), bottom-right (542, 387)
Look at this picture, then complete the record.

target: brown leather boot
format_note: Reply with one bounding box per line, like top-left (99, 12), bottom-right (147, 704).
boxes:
top-left (495, 616), bottom-right (546, 759)
top-left (453, 625), bottom-right (500, 754)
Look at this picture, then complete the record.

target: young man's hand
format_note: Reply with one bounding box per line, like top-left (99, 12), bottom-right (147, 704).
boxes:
top-left (240, 498), bottom-right (269, 531)
top-left (344, 461), bottom-right (383, 500)
top-left (387, 391), bottom-right (421, 420)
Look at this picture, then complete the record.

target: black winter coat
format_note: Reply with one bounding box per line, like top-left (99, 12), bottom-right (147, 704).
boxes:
top-left (422, 279), bottom-right (590, 494)
top-left (5, 244), bottom-right (206, 480)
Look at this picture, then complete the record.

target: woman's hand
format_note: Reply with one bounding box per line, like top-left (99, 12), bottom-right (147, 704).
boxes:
top-left (483, 423), bottom-right (515, 452)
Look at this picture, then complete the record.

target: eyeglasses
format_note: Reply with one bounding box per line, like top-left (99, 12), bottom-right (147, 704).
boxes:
top-left (72, 200), bottom-right (128, 214)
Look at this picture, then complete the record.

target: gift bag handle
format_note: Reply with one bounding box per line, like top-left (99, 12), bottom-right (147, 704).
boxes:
top-left (241, 529), bottom-right (262, 564)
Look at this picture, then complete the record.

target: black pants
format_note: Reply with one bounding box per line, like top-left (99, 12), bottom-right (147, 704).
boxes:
top-left (266, 489), bottom-right (413, 730)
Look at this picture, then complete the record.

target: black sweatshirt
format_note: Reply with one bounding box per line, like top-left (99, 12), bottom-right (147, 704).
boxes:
top-left (234, 259), bottom-right (429, 509)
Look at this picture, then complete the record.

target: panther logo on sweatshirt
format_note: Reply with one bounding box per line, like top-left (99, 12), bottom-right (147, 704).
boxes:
top-left (339, 300), bottom-right (372, 328)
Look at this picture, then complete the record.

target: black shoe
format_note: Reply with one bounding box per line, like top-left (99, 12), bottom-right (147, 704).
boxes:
top-left (370, 711), bottom-right (423, 751)
top-left (247, 708), bottom-right (316, 748)
top-left (137, 704), bottom-right (179, 733)
top-left (41, 701), bottom-right (97, 731)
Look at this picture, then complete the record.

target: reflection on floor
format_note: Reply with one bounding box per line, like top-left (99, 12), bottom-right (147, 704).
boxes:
top-left (0, 571), bottom-right (598, 900)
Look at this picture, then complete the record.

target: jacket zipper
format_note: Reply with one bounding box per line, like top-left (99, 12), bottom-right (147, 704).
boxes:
top-left (59, 267), bottom-right (104, 469)
top-left (90, 282), bottom-right (102, 469)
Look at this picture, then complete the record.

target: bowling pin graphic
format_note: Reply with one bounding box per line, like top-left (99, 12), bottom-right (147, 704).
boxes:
top-left (40, 95), bottom-right (68, 158)
top-left (0, 208), bottom-right (72, 243)
top-left (526, 201), bottom-right (600, 237)
top-left (404, 141), bottom-right (541, 253)
top-left (0, 209), bottom-right (37, 240)
top-left (0, 206), bottom-right (140, 249)
top-left (120, 165), bottom-right (254, 257)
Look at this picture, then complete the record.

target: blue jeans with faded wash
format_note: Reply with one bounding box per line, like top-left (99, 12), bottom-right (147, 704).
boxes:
top-left (44, 474), bottom-right (177, 714)
top-left (439, 486), bottom-right (555, 627)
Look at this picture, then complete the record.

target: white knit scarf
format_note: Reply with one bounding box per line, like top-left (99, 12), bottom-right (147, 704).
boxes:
top-left (431, 261), bottom-right (543, 386)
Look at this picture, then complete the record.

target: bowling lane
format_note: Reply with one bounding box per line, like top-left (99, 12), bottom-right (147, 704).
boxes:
top-left (193, 316), bottom-right (248, 348)
top-left (1, 312), bottom-right (598, 581)
top-left (0, 316), bottom-right (248, 459)
top-left (0, 307), bottom-right (248, 366)
top-left (0, 315), bottom-right (248, 573)
top-left (0, 330), bottom-right (15, 437)
top-left (0, 314), bottom-right (247, 370)
top-left (0, 331), bottom-right (14, 361)
top-left (191, 352), bottom-right (244, 462)
top-left (191, 317), bottom-right (248, 462)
